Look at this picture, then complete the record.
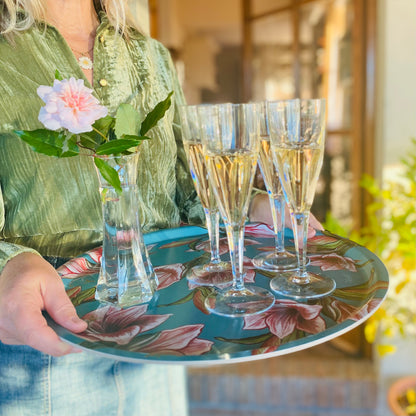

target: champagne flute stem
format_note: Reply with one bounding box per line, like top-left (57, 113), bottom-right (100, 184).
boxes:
top-left (205, 208), bottom-right (221, 264)
top-left (291, 212), bottom-right (310, 282)
top-left (225, 224), bottom-right (245, 291)
top-left (270, 194), bottom-right (286, 253)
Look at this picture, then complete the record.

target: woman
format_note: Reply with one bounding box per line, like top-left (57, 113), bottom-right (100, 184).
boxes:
top-left (0, 1), bottom-right (322, 414)
top-left (0, 0), bottom-right (204, 414)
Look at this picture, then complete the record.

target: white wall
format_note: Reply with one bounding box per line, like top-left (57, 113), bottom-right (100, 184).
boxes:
top-left (377, 0), bottom-right (416, 174)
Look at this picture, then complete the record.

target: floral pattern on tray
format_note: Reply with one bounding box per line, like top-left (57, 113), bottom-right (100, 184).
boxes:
top-left (49, 224), bottom-right (389, 365)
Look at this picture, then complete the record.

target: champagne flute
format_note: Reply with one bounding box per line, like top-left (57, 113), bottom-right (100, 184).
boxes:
top-left (198, 102), bottom-right (275, 316)
top-left (179, 105), bottom-right (232, 286)
top-left (267, 99), bottom-right (336, 300)
top-left (251, 101), bottom-right (298, 272)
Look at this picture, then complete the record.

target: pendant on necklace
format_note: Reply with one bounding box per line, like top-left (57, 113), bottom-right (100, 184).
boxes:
top-left (78, 56), bottom-right (93, 70)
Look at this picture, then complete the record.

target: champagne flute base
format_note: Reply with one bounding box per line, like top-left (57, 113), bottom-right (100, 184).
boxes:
top-left (252, 250), bottom-right (298, 272)
top-left (205, 285), bottom-right (275, 317)
top-left (186, 262), bottom-right (233, 287)
top-left (270, 272), bottom-right (336, 300)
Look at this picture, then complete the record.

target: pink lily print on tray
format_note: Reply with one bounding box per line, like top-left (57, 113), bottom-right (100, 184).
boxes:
top-left (155, 263), bottom-right (185, 290)
top-left (77, 304), bottom-right (213, 356)
top-left (57, 247), bottom-right (102, 278)
top-left (215, 299), bottom-right (326, 355)
top-left (164, 255), bottom-right (257, 315)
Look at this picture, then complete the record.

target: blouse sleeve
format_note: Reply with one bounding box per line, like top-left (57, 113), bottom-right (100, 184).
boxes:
top-left (166, 51), bottom-right (205, 225)
top-left (0, 185), bottom-right (40, 273)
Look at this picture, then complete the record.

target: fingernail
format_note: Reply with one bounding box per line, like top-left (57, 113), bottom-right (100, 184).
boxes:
top-left (70, 317), bottom-right (88, 332)
top-left (71, 316), bottom-right (86, 325)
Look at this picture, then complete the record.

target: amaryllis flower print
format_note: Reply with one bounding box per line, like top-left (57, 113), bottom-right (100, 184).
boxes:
top-left (244, 299), bottom-right (326, 339)
top-left (79, 305), bottom-right (213, 357)
top-left (245, 223), bottom-right (275, 238)
top-left (187, 256), bottom-right (256, 291)
top-left (57, 247), bottom-right (102, 278)
top-left (80, 304), bottom-right (171, 345)
top-left (155, 263), bottom-right (185, 290)
top-left (309, 253), bottom-right (358, 272)
top-left (37, 77), bottom-right (108, 134)
top-left (327, 298), bottom-right (382, 323)
top-left (193, 237), bottom-right (229, 256)
top-left (139, 324), bottom-right (213, 356)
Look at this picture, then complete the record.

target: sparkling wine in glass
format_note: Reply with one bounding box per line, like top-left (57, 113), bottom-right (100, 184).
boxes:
top-left (251, 101), bottom-right (297, 272)
top-left (198, 102), bottom-right (275, 316)
top-left (179, 105), bottom-right (232, 287)
top-left (267, 98), bottom-right (336, 300)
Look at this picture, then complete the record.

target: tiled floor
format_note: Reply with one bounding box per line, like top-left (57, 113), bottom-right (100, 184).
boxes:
top-left (188, 343), bottom-right (380, 416)
top-left (376, 337), bottom-right (416, 416)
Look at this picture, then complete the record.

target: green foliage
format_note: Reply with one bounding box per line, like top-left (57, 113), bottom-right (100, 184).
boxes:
top-left (140, 91), bottom-right (173, 136)
top-left (324, 138), bottom-right (416, 355)
top-left (14, 92), bottom-right (173, 194)
top-left (15, 129), bottom-right (79, 157)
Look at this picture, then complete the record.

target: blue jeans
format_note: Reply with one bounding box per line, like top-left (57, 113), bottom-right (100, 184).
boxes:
top-left (0, 343), bottom-right (188, 416)
top-left (0, 256), bottom-right (188, 415)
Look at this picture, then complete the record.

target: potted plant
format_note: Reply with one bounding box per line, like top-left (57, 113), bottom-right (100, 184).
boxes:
top-left (388, 376), bottom-right (416, 416)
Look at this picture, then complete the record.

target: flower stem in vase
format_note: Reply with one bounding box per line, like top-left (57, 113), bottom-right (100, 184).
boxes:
top-left (94, 153), bottom-right (158, 307)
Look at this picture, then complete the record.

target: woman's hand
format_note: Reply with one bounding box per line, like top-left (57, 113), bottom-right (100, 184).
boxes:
top-left (248, 193), bottom-right (324, 236)
top-left (0, 252), bottom-right (87, 356)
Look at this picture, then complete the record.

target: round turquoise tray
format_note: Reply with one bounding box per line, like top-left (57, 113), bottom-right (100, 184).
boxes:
top-left (48, 224), bottom-right (389, 366)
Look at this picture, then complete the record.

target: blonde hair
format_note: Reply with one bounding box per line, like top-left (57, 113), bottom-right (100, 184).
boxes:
top-left (0, 0), bottom-right (137, 35)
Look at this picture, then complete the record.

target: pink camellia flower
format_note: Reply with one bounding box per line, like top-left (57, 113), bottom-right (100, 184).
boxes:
top-left (244, 299), bottom-right (326, 339)
top-left (37, 77), bottom-right (108, 134)
top-left (80, 304), bottom-right (171, 345)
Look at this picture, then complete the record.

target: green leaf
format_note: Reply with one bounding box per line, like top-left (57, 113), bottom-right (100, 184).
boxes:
top-left (83, 116), bottom-right (116, 148)
top-left (95, 138), bottom-right (143, 155)
top-left (122, 134), bottom-right (151, 142)
top-left (79, 132), bottom-right (102, 150)
top-left (61, 133), bottom-right (80, 157)
top-left (15, 129), bottom-right (78, 157)
top-left (93, 115), bottom-right (115, 136)
top-left (54, 69), bottom-right (63, 81)
top-left (94, 157), bottom-right (122, 194)
top-left (71, 287), bottom-right (96, 307)
top-left (115, 104), bottom-right (142, 139)
top-left (140, 91), bottom-right (173, 136)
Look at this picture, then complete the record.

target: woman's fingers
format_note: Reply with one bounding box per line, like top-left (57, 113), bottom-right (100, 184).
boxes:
top-left (249, 193), bottom-right (324, 233)
top-left (0, 252), bottom-right (86, 356)
top-left (42, 273), bottom-right (88, 333)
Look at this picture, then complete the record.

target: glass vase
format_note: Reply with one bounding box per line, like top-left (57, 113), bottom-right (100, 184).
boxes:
top-left (94, 152), bottom-right (158, 308)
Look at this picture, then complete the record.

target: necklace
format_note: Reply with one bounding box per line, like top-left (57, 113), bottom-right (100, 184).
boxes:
top-left (71, 46), bottom-right (94, 70)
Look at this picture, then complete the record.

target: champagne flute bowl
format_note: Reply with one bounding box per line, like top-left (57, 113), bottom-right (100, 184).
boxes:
top-left (179, 104), bottom-right (232, 287)
top-left (251, 101), bottom-right (297, 272)
top-left (198, 102), bottom-right (275, 317)
top-left (267, 99), bottom-right (336, 300)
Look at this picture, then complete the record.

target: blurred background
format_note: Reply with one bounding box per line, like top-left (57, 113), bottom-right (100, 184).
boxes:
top-left (131, 1), bottom-right (416, 415)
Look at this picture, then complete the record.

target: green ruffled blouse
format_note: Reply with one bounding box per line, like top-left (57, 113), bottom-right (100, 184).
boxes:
top-left (0, 13), bottom-right (203, 270)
